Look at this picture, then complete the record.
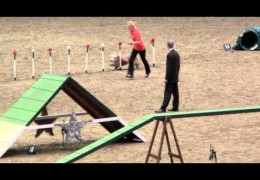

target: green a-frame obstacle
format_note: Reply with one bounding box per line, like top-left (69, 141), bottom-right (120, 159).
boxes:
top-left (0, 73), bottom-right (145, 158)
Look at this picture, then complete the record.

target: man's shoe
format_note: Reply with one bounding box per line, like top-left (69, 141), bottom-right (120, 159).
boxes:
top-left (168, 108), bottom-right (179, 112)
top-left (145, 71), bottom-right (151, 78)
top-left (155, 109), bottom-right (166, 113)
top-left (126, 74), bottom-right (133, 78)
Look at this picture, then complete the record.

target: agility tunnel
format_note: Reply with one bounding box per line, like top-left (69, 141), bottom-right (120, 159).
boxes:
top-left (233, 26), bottom-right (260, 50)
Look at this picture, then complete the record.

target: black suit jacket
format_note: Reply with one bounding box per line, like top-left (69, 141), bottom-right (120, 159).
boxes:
top-left (165, 49), bottom-right (180, 83)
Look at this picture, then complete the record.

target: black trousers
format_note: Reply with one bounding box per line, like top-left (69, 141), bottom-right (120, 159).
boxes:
top-left (161, 82), bottom-right (179, 111)
top-left (127, 49), bottom-right (151, 75)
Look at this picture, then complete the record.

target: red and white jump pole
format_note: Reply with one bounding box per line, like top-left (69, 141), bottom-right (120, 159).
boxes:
top-left (150, 37), bottom-right (155, 67)
top-left (12, 50), bottom-right (17, 81)
top-left (67, 45), bottom-right (71, 75)
top-left (31, 48), bottom-right (35, 79)
top-left (118, 42), bottom-right (122, 70)
top-left (101, 43), bottom-right (105, 72)
top-left (85, 44), bottom-right (90, 73)
top-left (47, 48), bottom-right (52, 73)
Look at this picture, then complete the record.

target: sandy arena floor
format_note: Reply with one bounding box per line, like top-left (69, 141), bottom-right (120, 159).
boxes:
top-left (0, 17), bottom-right (259, 163)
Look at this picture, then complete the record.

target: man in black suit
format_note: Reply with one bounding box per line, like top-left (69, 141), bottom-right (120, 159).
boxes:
top-left (155, 40), bottom-right (180, 113)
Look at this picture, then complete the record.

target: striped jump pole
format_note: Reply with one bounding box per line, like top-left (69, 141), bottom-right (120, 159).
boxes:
top-left (31, 48), bottom-right (35, 79)
top-left (101, 43), bottom-right (105, 72)
top-left (118, 42), bottom-right (122, 70)
top-left (12, 49), bottom-right (17, 81)
top-left (150, 37), bottom-right (155, 67)
top-left (85, 44), bottom-right (90, 73)
top-left (47, 48), bottom-right (52, 73)
top-left (67, 45), bottom-right (71, 75)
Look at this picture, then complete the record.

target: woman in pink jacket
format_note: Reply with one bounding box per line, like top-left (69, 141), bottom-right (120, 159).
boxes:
top-left (126, 21), bottom-right (151, 78)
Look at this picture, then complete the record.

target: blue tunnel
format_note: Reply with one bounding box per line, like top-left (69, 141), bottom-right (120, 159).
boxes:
top-left (233, 26), bottom-right (260, 50)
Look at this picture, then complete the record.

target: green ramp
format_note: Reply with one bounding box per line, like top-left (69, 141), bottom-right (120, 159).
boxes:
top-left (0, 73), bottom-right (144, 158)
top-left (0, 73), bottom-right (68, 158)
top-left (56, 105), bottom-right (260, 163)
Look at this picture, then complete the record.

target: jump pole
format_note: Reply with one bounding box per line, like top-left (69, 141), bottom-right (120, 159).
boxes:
top-left (25, 117), bottom-right (120, 130)
top-left (118, 42), bottom-right (122, 70)
top-left (101, 43), bottom-right (105, 72)
top-left (12, 50), bottom-right (17, 81)
top-left (31, 48), bottom-right (35, 79)
top-left (85, 44), bottom-right (90, 73)
top-left (67, 45), bottom-right (71, 75)
top-left (150, 37), bottom-right (155, 67)
top-left (47, 48), bottom-right (52, 73)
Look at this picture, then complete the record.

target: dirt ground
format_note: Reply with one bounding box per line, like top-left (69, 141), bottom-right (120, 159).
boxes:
top-left (0, 17), bottom-right (259, 163)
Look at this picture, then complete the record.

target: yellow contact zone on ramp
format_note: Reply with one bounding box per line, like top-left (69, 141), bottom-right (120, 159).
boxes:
top-left (0, 121), bottom-right (25, 158)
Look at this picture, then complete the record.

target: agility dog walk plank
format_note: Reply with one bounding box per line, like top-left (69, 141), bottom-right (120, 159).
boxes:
top-left (56, 105), bottom-right (260, 163)
top-left (0, 73), bottom-right (144, 158)
top-left (152, 105), bottom-right (260, 120)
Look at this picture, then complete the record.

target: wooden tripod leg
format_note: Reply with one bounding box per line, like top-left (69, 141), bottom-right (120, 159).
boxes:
top-left (156, 119), bottom-right (167, 163)
top-left (169, 119), bottom-right (184, 163)
top-left (164, 117), bottom-right (174, 163)
top-left (145, 120), bottom-right (160, 163)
